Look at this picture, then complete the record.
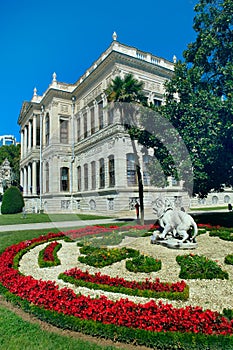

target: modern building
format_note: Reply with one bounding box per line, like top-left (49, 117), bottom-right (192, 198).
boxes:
top-left (0, 135), bottom-right (16, 146)
top-left (18, 34), bottom-right (190, 215)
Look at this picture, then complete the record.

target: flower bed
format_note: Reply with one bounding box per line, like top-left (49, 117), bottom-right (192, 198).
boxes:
top-left (38, 241), bottom-right (62, 268)
top-left (78, 246), bottom-right (139, 267)
top-left (0, 226), bottom-right (233, 349)
top-left (176, 254), bottom-right (229, 280)
top-left (126, 254), bottom-right (162, 273)
top-left (59, 268), bottom-right (189, 300)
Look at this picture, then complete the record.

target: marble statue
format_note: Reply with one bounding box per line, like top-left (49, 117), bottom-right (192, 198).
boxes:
top-left (151, 198), bottom-right (198, 249)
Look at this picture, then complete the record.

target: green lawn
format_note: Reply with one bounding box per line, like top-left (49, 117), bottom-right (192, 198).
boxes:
top-left (0, 306), bottom-right (120, 350)
top-left (0, 213), bottom-right (113, 225)
top-left (0, 212), bottom-right (232, 349)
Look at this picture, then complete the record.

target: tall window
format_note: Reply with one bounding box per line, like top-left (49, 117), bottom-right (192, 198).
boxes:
top-left (90, 108), bottom-right (95, 134)
top-left (108, 155), bottom-right (115, 187)
top-left (45, 162), bottom-right (49, 192)
top-left (98, 101), bottom-right (104, 130)
top-left (77, 118), bottom-right (81, 142)
top-left (91, 161), bottom-right (96, 190)
top-left (60, 119), bottom-right (68, 143)
top-left (60, 167), bottom-right (69, 191)
top-left (84, 163), bottom-right (88, 190)
top-left (127, 153), bottom-right (137, 186)
top-left (45, 113), bottom-right (50, 146)
top-left (77, 166), bottom-right (81, 191)
top-left (99, 158), bottom-right (105, 188)
top-left (143, 155), bottom-right (150, 186)
top-left (83, 112), bottom-right (88, 138)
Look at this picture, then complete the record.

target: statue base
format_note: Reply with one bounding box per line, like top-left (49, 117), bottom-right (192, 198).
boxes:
top-left (150, 232), bottom-right (198, 250)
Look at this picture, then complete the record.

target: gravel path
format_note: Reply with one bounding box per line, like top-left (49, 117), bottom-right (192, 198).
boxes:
top-left (19, 232), bottom-right (233, 313)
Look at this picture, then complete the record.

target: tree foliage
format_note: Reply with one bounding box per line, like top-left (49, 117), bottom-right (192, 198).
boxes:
top-left (1, 186), bottom-right (24, 214)
top-left (0, 144), bottom-right (21, 186)
top-left (159, 0), bottom-right (233, 196)
top-left (105, 74), bottom-right (147, 223)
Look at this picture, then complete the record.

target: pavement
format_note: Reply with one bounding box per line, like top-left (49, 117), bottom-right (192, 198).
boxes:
top-left (0, 218), bottom-right (127, 233)
top-left (0, 209), bottom-right (229, 233)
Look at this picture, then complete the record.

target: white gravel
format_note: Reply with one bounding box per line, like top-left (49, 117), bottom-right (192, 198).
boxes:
top-left (19, 233), bottom-right (233, 313)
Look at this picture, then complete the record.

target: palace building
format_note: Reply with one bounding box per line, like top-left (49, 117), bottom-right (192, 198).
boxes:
top-left (18, 33), bottom-right (189, 215)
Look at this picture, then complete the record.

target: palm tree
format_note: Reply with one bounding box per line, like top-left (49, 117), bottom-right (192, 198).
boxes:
top-left (106, 74), bottom-right (147, 224)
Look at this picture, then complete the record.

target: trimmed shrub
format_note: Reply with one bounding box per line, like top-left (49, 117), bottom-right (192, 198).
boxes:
top-left (1, 186), bottom-right (24, 214)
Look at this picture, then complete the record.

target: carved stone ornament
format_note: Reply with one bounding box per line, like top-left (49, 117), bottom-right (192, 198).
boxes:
top-left (151, 197), bottom-right (198, 250)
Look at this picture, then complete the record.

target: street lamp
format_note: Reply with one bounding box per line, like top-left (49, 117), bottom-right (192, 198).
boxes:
top-left (39, 105), bottom-right (44, 212)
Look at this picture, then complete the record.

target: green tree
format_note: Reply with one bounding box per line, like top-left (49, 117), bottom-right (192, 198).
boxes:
top-left (106, 74), bottom-right (147, 223)
top-left (1, 186), bottom-right (24, 214)
top-left (0, 144), bottom-right (21, 187)
top-left (159, 0), bottom-right (233, 196)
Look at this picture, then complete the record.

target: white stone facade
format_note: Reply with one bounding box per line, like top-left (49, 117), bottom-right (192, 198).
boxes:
top-left (18, 38), bottom-right (189, 215)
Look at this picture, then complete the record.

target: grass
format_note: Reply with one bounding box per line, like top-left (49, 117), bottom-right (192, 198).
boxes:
top-left (0, 213), bottom-right (113, 226)
top-left (0, 306), bottom-right (119, 350)
top-left (192, 211), bottom-right (233, 228)
top-left (190, 206), bottom-right (228, 211)
top-left (0, 211), bottom-right (232, 349)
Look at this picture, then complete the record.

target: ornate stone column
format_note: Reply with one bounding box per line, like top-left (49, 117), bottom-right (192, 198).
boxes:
top-left (28, 121), bottom-right (32, 150)
top-left (33, 114), bottom-right (37, 148)
top-left (24, 126), bottom-right (28, 157)
top-left (23, 167), bottom-right (27, 195)
top-left (32, 161), bottom-right (37, 195)
top-left (28, 163), bottom-right (32, 194)
top-left (21, 130), bottom-right (24, 159)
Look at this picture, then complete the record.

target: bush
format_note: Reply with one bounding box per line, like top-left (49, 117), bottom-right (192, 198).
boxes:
top-left (1, 186), bottom-right (24, 214)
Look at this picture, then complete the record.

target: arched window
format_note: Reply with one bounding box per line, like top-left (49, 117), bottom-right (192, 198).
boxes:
top-left (83, 112), bottom-right (88, 138)
top-left (60, 167), bottom-right (69, 191)
top-left (60, 118), bottom-right (69, 143)
top-left (45, 113), bottom-right (50, 146)
top-left (77, 166), bottom-right (81, 191)
top-left (99, 158), bottom-right (105, 188)
top-left (91, 161), bottom-right (96, 190)
top-left (143, 155), bottom-right (150, 186)
top-left (84, 163), bottom-right (88, 190)
top-left (98, 101), bottom-right (104, 130)
top-left (45, 162), bottom-right (49, 193)
top-left (224, 195), bottom-right (230, 204)
top-left (127, 153), bottom-right (137, 186)
top-left (109, 155), bottom-right (115, 187)
top-left (212, 196), bottom-right (218, 205)
top-left (89, 199), bottom-right (96, 210)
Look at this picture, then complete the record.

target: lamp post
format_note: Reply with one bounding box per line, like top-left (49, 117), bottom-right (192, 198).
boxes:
top-left (70, 96), bottom-right (76, 210)
top-left (39, 105), bottom-right (44, 212)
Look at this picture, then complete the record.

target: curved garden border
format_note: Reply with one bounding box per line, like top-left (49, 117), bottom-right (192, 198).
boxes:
top-left (0, 226), bottom-right (232, 349)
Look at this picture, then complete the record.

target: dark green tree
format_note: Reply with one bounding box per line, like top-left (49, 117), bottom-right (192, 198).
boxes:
top-left (159, 0), bottom-right (233, 196)
top-left (1, 186), bottom-right (24, 214)
top-left (106, 74), bottom-right (147, 223)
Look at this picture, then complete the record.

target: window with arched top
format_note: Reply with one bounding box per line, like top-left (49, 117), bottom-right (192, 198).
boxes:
top-left (45, 162), bottom-right (49, 193)
top-left (91, 161), bottom-right (96, 190)
top-left (77, 166), bottom-right (81, 191)
top-left (224, 195), bottom-right (230, 204)
top-left (142, 155), bottom-right (150, 186)
top-left (127, 153), bottom-right (137, 186)
top-left (109, 155), bottom-right (115, 187)
top-left (99, 158), bottom-right (105, 188)
top-left (60, 118), bottom-right (69, 143)
top-left (212, 196), bottom-right (218, 205)
top-left (45, 113), bottom-right (50, 146)
top-left (60, 167), bottom-right (69, 191)
top-left (84, 163), bottom-right (88, 190)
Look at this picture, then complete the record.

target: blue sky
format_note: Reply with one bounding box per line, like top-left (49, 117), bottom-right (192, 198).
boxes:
top-left (0, 0), bottom-right (197, 141)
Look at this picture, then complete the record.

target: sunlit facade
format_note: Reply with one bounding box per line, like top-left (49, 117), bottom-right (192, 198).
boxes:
top-left (18, 35), bottom-right (188, 214)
